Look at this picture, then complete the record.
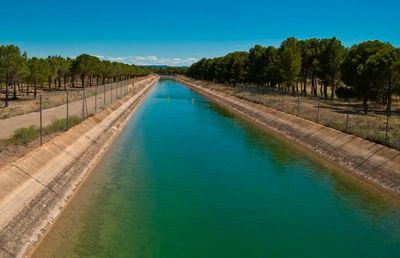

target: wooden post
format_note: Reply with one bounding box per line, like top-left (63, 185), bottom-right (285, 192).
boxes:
top-left (95, 84), bottom-right (97, 113)
top-left (345, 99), bottom-right (350, 132)
top-left (40, 95), bottom-right (43, 146)
top-left (66, 90), bottom-right (69, 131)
top-left (316, 97), bottom-right (320, 123)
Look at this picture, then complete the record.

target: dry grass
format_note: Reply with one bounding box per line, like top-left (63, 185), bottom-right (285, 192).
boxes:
top-left (0, 77), bottom-right (147, 119)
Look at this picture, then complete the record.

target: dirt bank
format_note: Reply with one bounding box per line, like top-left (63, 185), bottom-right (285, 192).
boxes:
top-left (176, 76), bottom-right (400, 197)
top-left (0, 76), bottom-right (159, 258)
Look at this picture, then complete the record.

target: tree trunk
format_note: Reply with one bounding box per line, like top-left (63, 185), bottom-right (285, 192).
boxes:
top-left (319, 82), bottom-right (323, 96)
top-left (48, 78), bottom-right (52, 92)
top-left (5, 83), bottom-right (9, 107)
top-left (330, 76), bottom-right (335, 100)
top-left (311, 74), bottom-right (316, 96)
top-left (363, 97), bottom-right (368, 114)
top-left (387, 94), bottom-right (392, 114)
top-left (34, 84), bottom-right (37, 99)
top-left (81, 74), bottom-right (85, 89)
top-left (13, 83), bottom-right (17, 99)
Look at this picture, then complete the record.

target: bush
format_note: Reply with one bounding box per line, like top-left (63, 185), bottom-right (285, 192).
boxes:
top-left (5, 116), bottom-right (83, 146)
top-left (44, 116), bottom-right (82, 135)
top-left (9, 126), bottom-right (39, 144)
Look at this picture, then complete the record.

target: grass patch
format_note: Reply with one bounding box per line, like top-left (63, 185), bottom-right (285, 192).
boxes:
top-left (8, 126), bottom-right (39, 145)
top-left (44, 116), bottom-right (82, 135)
top-left (5, 116), bottom-right (83, 146)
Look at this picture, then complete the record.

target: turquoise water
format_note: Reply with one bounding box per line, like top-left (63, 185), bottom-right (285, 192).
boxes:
top-left (34, 79), bottom-right (400, 258)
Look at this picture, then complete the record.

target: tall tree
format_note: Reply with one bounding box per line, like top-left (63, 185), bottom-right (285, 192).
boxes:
top-left (248, 45), bottom-right (268, 85)
top-left (364, 45), bottom-right (400, 114)
top-left (277, 37), bottom-right (302, 93)
top-left (27, 57), bottom-right (50, 98)
top-left (0, 45), bottom-right (29, 106)
top-left (71, 54), bottom-right (100, 89)
top-left (316, 37), bottom-right (345, 99)
top-left (299, 38), bottom-right (320, 96)
top-left (341, 40), bottom-right (388, 113)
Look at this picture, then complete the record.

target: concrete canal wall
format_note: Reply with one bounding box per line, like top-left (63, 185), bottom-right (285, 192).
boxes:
top-left (0, 76), bottom-right (159, 258)
top-left (177, 76), bottom-right (400, 197)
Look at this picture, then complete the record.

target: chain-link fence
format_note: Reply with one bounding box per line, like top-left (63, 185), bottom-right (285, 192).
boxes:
top-left (184, 78), bottom-right (400, 150)
top-left (0, 76), bottom-right (155, 148)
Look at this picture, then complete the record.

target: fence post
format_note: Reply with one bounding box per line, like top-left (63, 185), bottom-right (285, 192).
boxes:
top-left (85, 89), bottom-right (88, 117)
top-left (111, 83), bottom-right (113, 104)
top-left (94, 84), bottom-right (97, 113)
top-left (316, 97), bottom-right (320, 123)
top-left (81, 89), bottom-right (84, 119)
top-left (385, 101), bottom-right (390, 144)
top-left (66, 90), bottom-right (69, 131)
top-left (117, 81), bottom-right (119, 98)
top-left (39, 95), bottom-right (43, 146)
top-left (296, 94), bottom-right (300, 116)
top-left (345, 99), bottom-right (350, 132)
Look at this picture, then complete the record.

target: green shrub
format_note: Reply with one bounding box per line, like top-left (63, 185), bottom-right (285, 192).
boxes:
top-left (9, 126), bottom-right (39, 144)
top-left (44, 116), bottom-right (82, 135)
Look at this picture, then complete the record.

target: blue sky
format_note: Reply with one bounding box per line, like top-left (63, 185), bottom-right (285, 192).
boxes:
top-left (0, 0), bottom-right (399, 66)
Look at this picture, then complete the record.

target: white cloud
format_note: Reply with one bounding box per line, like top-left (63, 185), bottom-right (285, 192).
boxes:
top-left (95, 55), bottom-right (197, 66)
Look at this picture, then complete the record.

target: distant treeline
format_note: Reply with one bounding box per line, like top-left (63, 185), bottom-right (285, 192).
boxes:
top-left (187, 38), bottom-right (400, 113)
top-left (153, 66), bottom-right (188, 75)
top-left (0, 44), bottom-right (152, 106)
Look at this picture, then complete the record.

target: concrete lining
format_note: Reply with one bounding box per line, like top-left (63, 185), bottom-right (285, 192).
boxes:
top-left (0, 76), bottom-right (159, 258)
top-left (178, 77), bottom-right (400, 196)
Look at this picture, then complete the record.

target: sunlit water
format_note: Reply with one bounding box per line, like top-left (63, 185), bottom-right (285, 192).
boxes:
top-left (33, 79), bottom-right (400, 258)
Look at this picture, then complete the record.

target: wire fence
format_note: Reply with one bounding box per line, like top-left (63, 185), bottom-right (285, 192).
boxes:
top-left (0, 76), bottom-right (155, 148)
top-left (184, 77), bottom-right (400, 151)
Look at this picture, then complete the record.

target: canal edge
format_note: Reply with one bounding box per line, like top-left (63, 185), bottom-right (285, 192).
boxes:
top-left (175, 76), bottom-right (400, 199)
top-left (0, 76), bottom-right (159, 258)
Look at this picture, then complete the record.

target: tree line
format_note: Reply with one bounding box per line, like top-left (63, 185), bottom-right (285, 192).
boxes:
top-left (187, 38), bottom-right (400, 114)
top-left (0, 44), bottom-right (152, 106)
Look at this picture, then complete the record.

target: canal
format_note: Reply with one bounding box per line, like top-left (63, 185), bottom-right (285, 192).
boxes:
top-left (33, 79), bottom-right (400, 258)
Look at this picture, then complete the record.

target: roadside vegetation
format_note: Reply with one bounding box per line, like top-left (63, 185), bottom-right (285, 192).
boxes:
top-left (0, 116), bottom-right (82, 167)
top-left (0, 44), bottom-right (152, 108)
top-left (186, 37), bottom-right (400, 149)
top-left (3, 116), bottom-right (82, 145)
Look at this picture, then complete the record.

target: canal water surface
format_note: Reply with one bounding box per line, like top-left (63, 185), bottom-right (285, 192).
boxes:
top-left (33, 79), bottom-right (400, 258)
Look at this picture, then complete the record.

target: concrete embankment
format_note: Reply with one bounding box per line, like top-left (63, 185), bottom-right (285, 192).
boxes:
top-left (0, 76), bottom-right (159, 258)
top-left (176, 76), bottom-right (400, 196)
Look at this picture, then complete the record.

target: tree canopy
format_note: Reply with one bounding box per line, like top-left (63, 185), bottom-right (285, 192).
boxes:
top-left (0, 44), bottom-right (153, 106)
top-left (187, 37), bottom-right (400, 114)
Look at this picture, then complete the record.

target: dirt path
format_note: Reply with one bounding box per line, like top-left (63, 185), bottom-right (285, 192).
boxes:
top-left (0, 76), bottom-right (155, 140)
